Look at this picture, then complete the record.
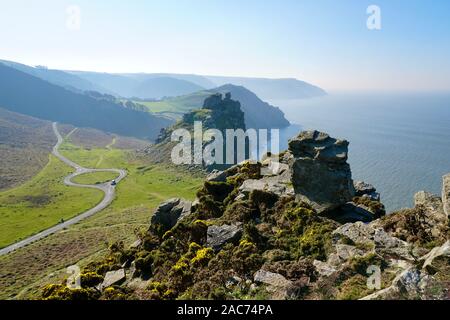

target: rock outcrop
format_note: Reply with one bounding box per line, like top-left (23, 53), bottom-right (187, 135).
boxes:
top-left (207, 224), bottom-right (243, 251)
top-left (150, 198), bottom-right (192, 231)
top-left (43, 129), bottom-right (450, 301)
top-left (288, 130), bottom-right (355, 213)
top-left (100, 269), bottom-right (126, 290)
top-left (354, 181), bottom-right (380, 201)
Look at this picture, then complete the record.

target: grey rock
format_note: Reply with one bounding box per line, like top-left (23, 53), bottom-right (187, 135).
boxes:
top-left (421, 240), bottom-right (450, 273)
top-left (443, 174), bottom-right (450, 217)
top-left (414, 191), bottom-right (447, 238)
top-left (289, 130), bottom-right (355, 213)
top-left (207, 224), bottom-right (243, 250)
top-left (254, 270), bottom-right (292, 288)
top-left (206, 170), bottom-right (227, 182)
top-left (327, 244), bottom-right (366, 267)
top-left (354, 181), bottom-right (380, 201)
top-left (254, 270), bottom-right (297, 300)
top-left (239, 171), bottom-right (293, 198)
top-left (150, 198), bottom-right (192, 230)
top-left (101, 269), bottom-right (126, 290)
top-left (326, 202), bottom-right (375, 223)
top-left (361, 268), bottom-right (431, 300)
top-left (354, 181), bottom-right (376, 195)
top-left (333, 222), bottom-right (414, 261)
top-left (313, 260), bottom-right (337, 277)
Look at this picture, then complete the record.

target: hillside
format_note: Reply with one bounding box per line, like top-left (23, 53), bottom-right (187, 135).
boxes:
top-left (140, 84), bottom-right (290, 129)
top-left (41, 130), bottom-right (450, 300)
top-left (68, 70), bottom-right (326, 100)
top-left (0, 64), bottom-right (172, 140)
top-left (132, 77), bottom-right (204, 99)
top-left (0, 60), bottom-right (107, 94)
top-left (69, 71), bottom-right (206, 99)
top-left (0, 108), bottom-right (58, 190)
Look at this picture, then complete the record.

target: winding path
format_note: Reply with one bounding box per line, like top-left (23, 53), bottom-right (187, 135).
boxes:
top-left (0, 123), bottom-right (127, 256)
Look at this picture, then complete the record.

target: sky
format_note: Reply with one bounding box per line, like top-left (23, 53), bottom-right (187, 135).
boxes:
top-left (0, 0), bottom-right (449, 92)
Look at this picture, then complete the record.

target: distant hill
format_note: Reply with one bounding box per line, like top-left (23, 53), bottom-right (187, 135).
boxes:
top-left (0, 64), bottom-right (172, 140)
top-left (205, 76), bottom-right (327, 100)
top-left (132, 77), bottom-right (205, 99)
top-left (0, 60), bottom-right (108, 94)
top-left (139, 84), bottom-right (290, 129)
top-left (69, 71), bottom-right (207, 99)
top-left (0, 60), bottom-right (326, 100)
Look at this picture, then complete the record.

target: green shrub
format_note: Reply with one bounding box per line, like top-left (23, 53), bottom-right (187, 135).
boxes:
top-left (80, 272), bottom-right (104, 288)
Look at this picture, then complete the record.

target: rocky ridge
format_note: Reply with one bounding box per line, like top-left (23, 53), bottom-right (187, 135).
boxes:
top-left (42, 130), bottom-right (449, 300)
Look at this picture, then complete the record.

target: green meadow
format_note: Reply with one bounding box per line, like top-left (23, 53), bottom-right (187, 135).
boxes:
top-left (0, 155), bottom-right (103, 248)
top-left (72, 171), bottom-right (119, 185)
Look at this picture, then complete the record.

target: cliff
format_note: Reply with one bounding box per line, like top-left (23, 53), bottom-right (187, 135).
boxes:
top-left (146, 92), bottom-right (247, 171)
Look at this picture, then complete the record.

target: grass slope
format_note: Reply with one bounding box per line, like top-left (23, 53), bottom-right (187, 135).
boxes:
top-left (72, 171), bottom-right (119, 185)
top-left (0, 155), bottom-right (104, 248)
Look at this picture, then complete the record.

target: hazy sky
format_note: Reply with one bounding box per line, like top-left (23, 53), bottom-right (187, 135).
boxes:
top-left (1, 0), bottom-right (449, 91)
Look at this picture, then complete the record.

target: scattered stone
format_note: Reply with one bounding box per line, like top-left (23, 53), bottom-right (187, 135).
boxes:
top-left (327, 244), bottom-right (366, 267)
top-left (207, 224), bottom-right (243, 251)
top-left (333, 222), bottom-right (414, 261)
top-left (101, 269), bottom-right (126, 290)
top-left (360, 268), bottom-right (431, 300)
top-left (150, 198), bottom-right (192, 230)
top-left (289, 130), bottom-right (355, 213)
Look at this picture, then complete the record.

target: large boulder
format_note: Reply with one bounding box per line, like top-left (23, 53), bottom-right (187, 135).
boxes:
top-left (288, 130), bottom-right (355, 213)
top-left (150, 198), bottom-right (192, 230)
top-left (254, 270), bottom-right (298, 300)
top-left (443, 174), bottom-right (450, 218)
top-left (100, 269), bottom-right (126, 290)
top-left (360, 267), bottom-right (431, 300)
top-left (207, 224), bottom-right (243, 251)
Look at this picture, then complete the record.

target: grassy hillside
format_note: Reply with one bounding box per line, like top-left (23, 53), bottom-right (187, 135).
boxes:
top-left (0, 108), bottom-right (58, 191)
top-left (0, 64), bottom-right (171, 140)
top-left (137, 85), bottom-right (290, 129)
top-left (0, 155), bottom-right (104, 248)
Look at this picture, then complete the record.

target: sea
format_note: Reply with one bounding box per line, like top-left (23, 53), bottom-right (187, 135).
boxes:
top-left (267, 92), bottom-right (450, 212)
